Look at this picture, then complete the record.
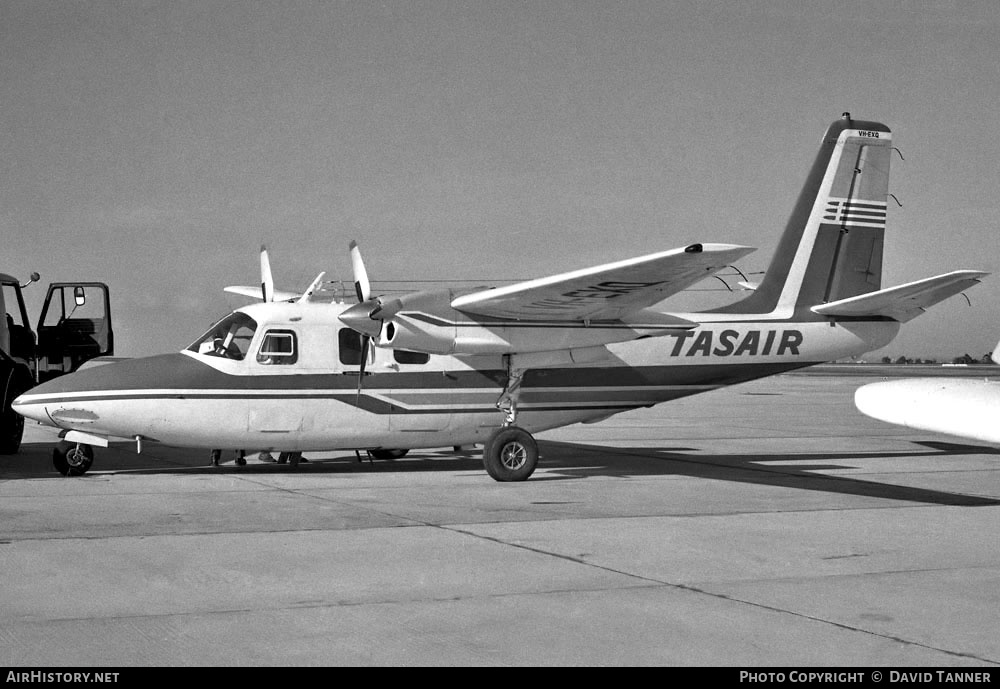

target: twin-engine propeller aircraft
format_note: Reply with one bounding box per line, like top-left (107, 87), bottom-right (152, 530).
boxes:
top-left (14, 114), bottom-right (987, 480)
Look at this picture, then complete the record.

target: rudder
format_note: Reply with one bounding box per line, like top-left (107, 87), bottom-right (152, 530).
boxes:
top-left (719, 113), bottom-right (893, 318)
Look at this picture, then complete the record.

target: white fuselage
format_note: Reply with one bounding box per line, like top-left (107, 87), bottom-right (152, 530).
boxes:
top-left (13, 299), bottom-right (899, 453)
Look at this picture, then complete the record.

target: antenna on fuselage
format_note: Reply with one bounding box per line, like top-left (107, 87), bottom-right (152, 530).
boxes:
top-left (296, 272), bottom-right (327, 303)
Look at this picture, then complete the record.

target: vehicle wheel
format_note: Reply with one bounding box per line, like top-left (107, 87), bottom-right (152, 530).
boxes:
top-left (482, 426), bottom-right (538, 482)
top-left (369, 449), bottom-right (408, 460)
top-left (0, 368), bottom-right (31, 455)
top-left (53, 441), bottom-right (94, 476)
top-left (0, 402), bottom-right (24, 455)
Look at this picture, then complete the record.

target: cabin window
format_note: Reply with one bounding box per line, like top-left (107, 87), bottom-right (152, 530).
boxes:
top-left (257, 330), bottom-right (297, 365)
top-left (393, 349), bottom-right (429, 365)
top-left (339, 328), bottom-right (364, 365)
top-left (187, 312), bottom-right (258, 361)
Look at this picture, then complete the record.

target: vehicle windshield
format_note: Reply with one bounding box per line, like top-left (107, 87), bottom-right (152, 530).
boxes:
top-left (187, 312), bottom-right (258, 360)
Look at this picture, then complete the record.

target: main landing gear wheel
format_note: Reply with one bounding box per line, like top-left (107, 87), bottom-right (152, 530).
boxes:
top-left (53, 441), bottom-right (94, 476)
top-left (482, 426), bottom-right (538, 482)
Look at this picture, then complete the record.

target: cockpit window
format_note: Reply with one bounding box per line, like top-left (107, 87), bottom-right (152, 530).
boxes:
top-left (257, 330), bottom-right (297, 365)
top-left (187, 312), bottom-right (258, 360)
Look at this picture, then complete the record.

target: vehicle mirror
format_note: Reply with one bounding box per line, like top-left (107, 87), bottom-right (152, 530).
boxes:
top-left (74, 286), bottom-right (86, 306)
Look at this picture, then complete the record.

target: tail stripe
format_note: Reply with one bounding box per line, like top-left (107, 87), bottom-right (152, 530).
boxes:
top-left (823, 198), bottom-right (888, 228)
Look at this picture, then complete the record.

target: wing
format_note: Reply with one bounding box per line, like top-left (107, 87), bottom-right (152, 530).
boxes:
top-left (811, 270), bottom-right (988, 322)
top-left (450, 243), bottom-right (755, 321)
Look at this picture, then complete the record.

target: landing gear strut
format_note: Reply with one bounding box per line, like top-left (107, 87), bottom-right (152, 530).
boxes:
top-left (483, 358), bottom-right (538, 482)
top-left (53, 441), bottom-right (94, 476)
top-left (495, 361), bottom-right (525, 427)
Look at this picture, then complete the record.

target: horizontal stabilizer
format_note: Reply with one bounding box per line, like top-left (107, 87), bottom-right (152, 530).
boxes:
top-left (451, 243), bottom-right (754, 321)
top-left (811, 270), bottom-right (988, 322)
top-left (224, 285), bottom-right (301, 302)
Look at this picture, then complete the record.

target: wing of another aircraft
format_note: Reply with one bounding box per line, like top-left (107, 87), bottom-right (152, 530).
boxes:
top-left (449, 243), bottom-right (755, 321)
top-left (223, 285), bottom-right (302, 302)
top-left (811, 270), bottom-right (988, 322)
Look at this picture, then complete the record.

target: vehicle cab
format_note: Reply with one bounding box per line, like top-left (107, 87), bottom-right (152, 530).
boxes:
top-left (2, 274), bottom-right (113, 453)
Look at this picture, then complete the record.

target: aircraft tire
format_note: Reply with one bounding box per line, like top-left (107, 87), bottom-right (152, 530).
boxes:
top-left (369, 449), bottom-right (408, 460)
top-left (482, 426), bottom-right (538, 482)
top-left (52, 441), bottom-right (94, 476)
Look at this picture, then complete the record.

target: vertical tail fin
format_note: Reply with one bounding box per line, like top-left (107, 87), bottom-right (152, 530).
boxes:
top-left (718, 113), bottom-right (893, 318)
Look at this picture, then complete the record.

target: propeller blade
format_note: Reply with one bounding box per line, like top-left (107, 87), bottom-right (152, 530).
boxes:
top-left (260, 245), bottom-right (275, 303)
top-left (349, 240), bottom-right (371, 302)
top-left (356, 335), bottom-right (371, 403)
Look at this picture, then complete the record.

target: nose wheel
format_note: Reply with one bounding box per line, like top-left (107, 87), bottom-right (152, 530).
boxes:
top-left (53, 441), bottom-right (94, 476)
top-left (482, 426), bottom-right (538, 482)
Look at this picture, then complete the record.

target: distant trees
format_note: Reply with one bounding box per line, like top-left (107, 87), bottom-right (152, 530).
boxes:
top-left (876, 353), bottom-right (996, 365)
top-left (950, 353), bottom-right (997, 365)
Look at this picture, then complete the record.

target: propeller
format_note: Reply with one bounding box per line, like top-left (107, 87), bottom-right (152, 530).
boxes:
top-left (225, 246), bottom-right (322, 302)
top-left (349, 240), bottom-right (370, 303)
top-left (341, 241), bottom-right (405, 336)
top-left (346, 241), bottom-right (376, 401)
top-left (260, 245), bottom-right (274, 302)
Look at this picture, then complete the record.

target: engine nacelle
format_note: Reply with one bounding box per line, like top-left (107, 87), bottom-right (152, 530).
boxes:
top-left (379, 308), bottom-right (686, 355)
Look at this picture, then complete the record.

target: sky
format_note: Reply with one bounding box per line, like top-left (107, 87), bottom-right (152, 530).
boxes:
top-left (3, 0), bottom-right (999, 360)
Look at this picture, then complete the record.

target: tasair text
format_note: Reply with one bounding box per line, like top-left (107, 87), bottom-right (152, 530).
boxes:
top-left (670, 329), bottom-right (803, 357)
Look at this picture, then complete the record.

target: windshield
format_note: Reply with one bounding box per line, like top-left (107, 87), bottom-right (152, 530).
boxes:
top-left (187, 312), bottom-right (258, 360)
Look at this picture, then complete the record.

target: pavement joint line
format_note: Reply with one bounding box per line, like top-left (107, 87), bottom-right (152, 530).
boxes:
top-left (4, 498), bottom-right (995, 545)
top-left (6, 561), bottom-right (1000, 666)
top-left (4, 580), bottom-right (663, 628)
top-left (439, 524), bottom-right (1000, 666)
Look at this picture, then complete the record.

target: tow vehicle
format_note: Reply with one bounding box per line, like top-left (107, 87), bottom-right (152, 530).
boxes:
top-left (1, 273), bottom-right (112, 453)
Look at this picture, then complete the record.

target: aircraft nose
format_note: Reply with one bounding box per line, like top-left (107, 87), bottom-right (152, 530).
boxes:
top-left (854, 381), bottom-right (897, 423)
top-left (11, 392), bottom-right (44, 423)
top-left (11, 367), bottom-right (105, 426)
top-left (11, 353), bottom-right (199, 427)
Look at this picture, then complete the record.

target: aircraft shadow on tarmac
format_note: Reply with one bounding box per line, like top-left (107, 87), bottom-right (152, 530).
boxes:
top-left (538, 439), bottom-right (1000, 507)
top-left (8, 438), bottom-right (999, 507)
